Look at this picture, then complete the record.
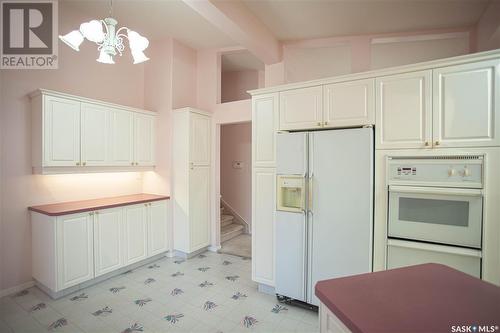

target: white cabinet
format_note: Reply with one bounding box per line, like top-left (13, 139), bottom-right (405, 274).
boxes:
top-left (148, 201), bottom-right (169, 256)
top-left (253, 93), bottom-right (279, 168)
top-left (134, 113), bottom-right (155, 166)
top-left (31, 198), bottom-right (169, 297)
top-left (56, 213), bottom-right (94, 290)
top-left (190, 112), bottom-right (211, 166)
top-left (433, 59), bottom-right (500, 148)
top-left (376, 70), bottom-right (432, 149)
top-left (93, 208), bottom-right (123, 277)
top-left (172, 108), bottom-right (212, 254)
top-left (124, 204), bottom-right (148, 265)
top-left (110, 109), bottom-right (134, 166)
top-left (42, 95), bottom-right (81, 166)
top-left (189, 166), bottom-right (210, 250)
top-left (31, 89), bottom-right (156, 173)
top-left (323, 79), bottom-right (375, 128)
top-left (252, 168), bottom-right (276, 286)
top-left (81, 103), bottom-right (110, 166)
top-left (279, 86), bottom-right (323, 130)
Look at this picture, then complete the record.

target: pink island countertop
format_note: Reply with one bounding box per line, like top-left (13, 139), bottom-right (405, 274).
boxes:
top-left (315, 263), bottom-right (500, 333)
top-left (28, 193), bottom-right (170, 216)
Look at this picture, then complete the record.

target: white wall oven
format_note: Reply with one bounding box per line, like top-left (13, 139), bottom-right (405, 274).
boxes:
top-left (386, 155), bottom-right (483, 278)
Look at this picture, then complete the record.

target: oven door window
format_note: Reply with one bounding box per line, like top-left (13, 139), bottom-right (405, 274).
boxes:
top-left (399, 197), bottom-right (469, 227)
top-left (388, 186), bottom-right (482, 249)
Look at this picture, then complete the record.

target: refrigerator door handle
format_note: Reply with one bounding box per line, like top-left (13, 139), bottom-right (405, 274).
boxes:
top-left (308, 175), bottom-right (313, 214)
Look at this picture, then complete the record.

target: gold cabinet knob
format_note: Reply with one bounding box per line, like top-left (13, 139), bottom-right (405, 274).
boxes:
top-left (317, 122), bottom-right (322, 127)
top-left (424, 141), bottom-right (430, 147)
top-left (324, 121), bottom-right (329, 126)
top-left (76, 162), bottom-right (80, 166)
top-left (131, 162), bottom-right (134, 165)
top-left (82, 162), bottom-right (86, 166)
top-left (435, 141), bottom-right (440, 146)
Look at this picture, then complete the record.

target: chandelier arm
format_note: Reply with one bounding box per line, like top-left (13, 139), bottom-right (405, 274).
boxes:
top-left (116, 27), bottom-right (129, 36)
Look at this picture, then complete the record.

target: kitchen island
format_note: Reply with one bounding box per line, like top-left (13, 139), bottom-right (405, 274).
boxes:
top-left (315, 263), bottom-right (500, 333)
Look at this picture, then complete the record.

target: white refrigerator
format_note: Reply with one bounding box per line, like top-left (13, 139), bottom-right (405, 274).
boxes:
top-left (275, 128), bottom-right (373, 306)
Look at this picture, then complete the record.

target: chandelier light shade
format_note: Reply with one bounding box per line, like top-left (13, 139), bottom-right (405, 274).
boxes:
top-left (59, 1), bottom-right (150, 64)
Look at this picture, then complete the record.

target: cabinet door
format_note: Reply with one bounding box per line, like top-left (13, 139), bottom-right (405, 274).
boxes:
top-left (190, 113), bottom-right (211, 166)
top-left (110, 109), bottom-right (134, 166)
top-left (253, 93), bottom-right (278, 168)
top-left (94, 208), bottom-right (123, 277)
top-left (279, 86), bottom-right (323, 130)
top-left (252, 167), bottom-right (276, 286)
top-left (124, 204), bottom-right (148, 265)
top-left (134, 113), bottom-right (155, 166)
top-left (376, 71), bottom-right (432, 149)
top-left (56, 213), bottom-right (94, 290)
top-left (81, 103), bottom-right (109, 166)
top-left (433, 59), bottom-right (500, 148)
top-left (189, 166), bottom-right (210, 251)
top-left (43, 96), bottom-right (81, 166)
top-left (324, 78), bottom-right (375, 128)
top-left (148, 200), bottom-right (168, 256)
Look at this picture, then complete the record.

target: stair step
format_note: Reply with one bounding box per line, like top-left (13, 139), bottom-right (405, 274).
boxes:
top-left (221, 214), bottom-right (234, 227)
top-left (221, 223), bottom-right (244, 243)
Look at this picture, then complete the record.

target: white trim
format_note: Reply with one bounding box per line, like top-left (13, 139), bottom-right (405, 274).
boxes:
top-left (208, 245), bottom-right (222, 252)
top-left (220, 198), bottom-right (250, 233)
top-left (371, 31), bottom-right (469, 45)
top-left (0, 281), bottom-right (35, 298)
top-left (30, 89), bottom-right (156, 115)
top-left (248, 49), bottom-right (500, 96)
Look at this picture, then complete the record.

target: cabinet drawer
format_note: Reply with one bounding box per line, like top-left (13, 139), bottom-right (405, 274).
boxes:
top-left (387, 239), bottom-right (481, 278)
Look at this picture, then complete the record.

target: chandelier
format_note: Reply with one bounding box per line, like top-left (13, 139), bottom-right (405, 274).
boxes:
top-left (59, 0), bottom-right (149, 64)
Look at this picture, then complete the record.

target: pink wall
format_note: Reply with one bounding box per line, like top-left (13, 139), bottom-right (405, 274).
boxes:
top-left (172, 40), bottom-right (198, 109)
top-left (476, 1), bottom-right (500, 51)
top-left (220, 122), bottom-right (252, 226)
top-left (142, 38), bottom-right (174, 197)
top-left (0, 2), bottom-right (146, 292)
top-left (221, 70), bottom-right (259, 103)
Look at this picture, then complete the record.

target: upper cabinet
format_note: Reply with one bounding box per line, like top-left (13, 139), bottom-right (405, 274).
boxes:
top-left (279, 86), bottom-right (323, 130)
top-left (376, 71), bottom-right (432, 149)
top-left (190, 112), bottom-right (211, 166)
top-left (31, 89), bottom-right (157, 173)
top-left (253, 93), bottom-right (279, 168)
top-left (324, 78), bottom-right (375, 128)
top-left (41, 95), bottom-right (81, 167)
top-left (279, 81), bottom-right (375, 131)
top-left (134, 113), bottom-right (155, 167)
top-left (433, 59), bottom-right (500, 148)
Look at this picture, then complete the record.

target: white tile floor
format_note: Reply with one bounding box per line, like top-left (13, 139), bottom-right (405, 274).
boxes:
top-left (0, 252), bottom-right (319, 333)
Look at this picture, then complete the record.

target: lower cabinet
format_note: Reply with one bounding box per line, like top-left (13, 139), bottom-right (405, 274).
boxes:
top-left (124, 204), bottom-right (148, 265)
top-left (31, 199), bottom-right (169, 296)
top-left (148, 201), bottom-right (169, 256)
top-left (94, 208), bottom-right (123, 277)
top-left (252, 167), bottom-right (276, 286)
top-left (57, 213), bottom-right (94, 290)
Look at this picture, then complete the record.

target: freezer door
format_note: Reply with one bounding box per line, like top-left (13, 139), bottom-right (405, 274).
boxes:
top-left (276, 132), bottom-right (308, 175)
top-left (275, 210), bottom-right (307, 301)
top-left (308, 128), bottom-right (374, 305)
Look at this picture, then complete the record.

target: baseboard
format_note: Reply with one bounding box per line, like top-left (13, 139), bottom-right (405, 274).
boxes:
top-left (173, 246), bottom-right (209, 259)
top-left (0, 280), bottom-right (35, 298)
top-left (208, 245), bottom-right (221, 252)
top-left (258, 283), bottom-right (276, 295)
top-left (220, 198), bottom-right (250, 234)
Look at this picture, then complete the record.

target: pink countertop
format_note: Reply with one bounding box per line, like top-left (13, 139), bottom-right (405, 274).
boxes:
top-left (315, 263), bottom-right (500, 333)
top-left (28, 193), bottom-right (170, 216)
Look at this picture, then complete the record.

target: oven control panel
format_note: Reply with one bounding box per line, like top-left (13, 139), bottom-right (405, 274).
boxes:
top-left (388, 157), bottom-right (483, 188)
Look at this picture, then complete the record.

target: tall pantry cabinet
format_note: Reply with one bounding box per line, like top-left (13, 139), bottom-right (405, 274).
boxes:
top-left (252, 93), bottom-right (279, 287)
top-left (172, 108), bottom-right (212, 255)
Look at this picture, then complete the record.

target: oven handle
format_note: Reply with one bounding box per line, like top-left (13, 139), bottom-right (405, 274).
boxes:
top-left (388, 185), bottom-right (483, 197)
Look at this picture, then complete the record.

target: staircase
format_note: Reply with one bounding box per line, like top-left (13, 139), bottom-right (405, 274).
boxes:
top-left (220, 206), bottom-right (244, 243)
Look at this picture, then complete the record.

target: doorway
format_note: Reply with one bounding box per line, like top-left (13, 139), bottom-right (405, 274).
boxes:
top-left (218, 122), bottom-right (252, 258)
